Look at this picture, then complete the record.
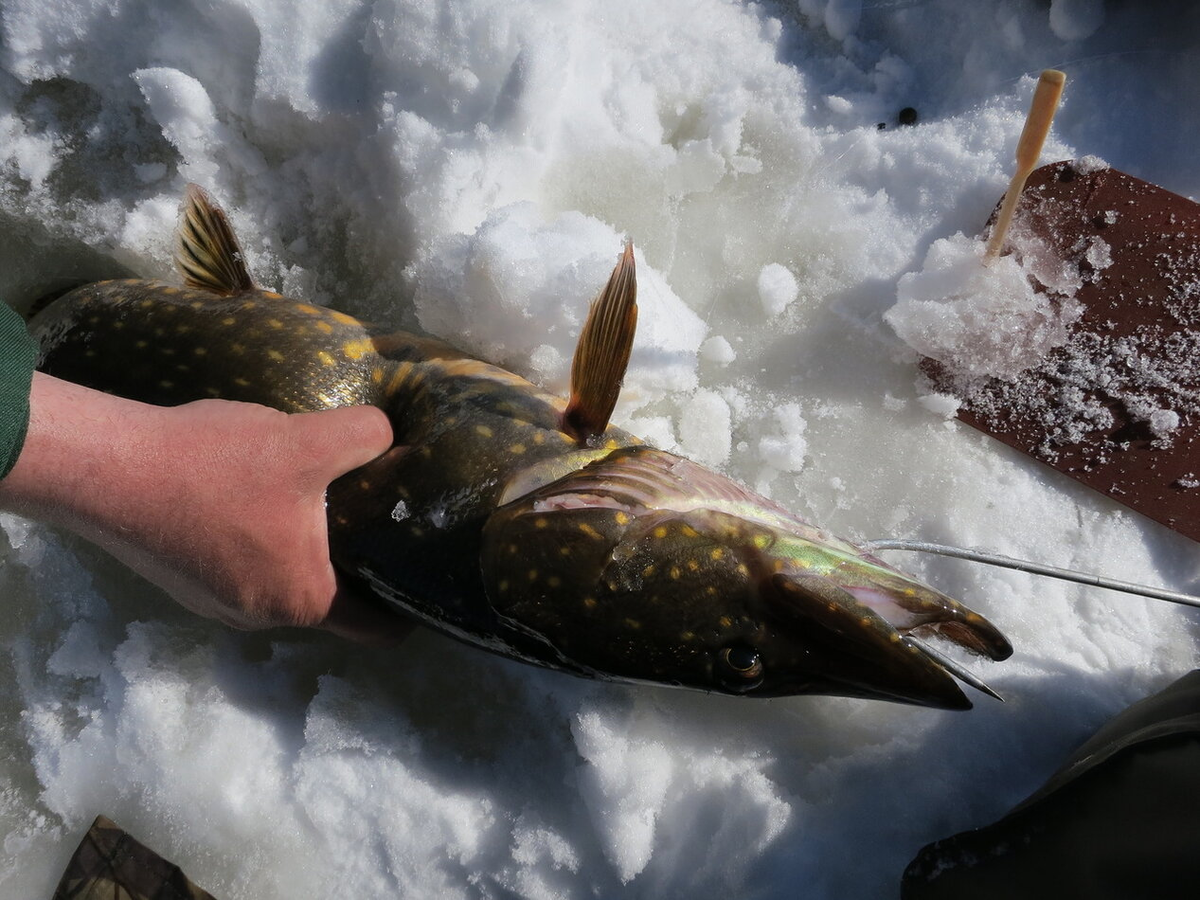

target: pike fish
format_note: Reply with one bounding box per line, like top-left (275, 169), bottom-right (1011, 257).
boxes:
top-left (30, 186), bottom-right (1012, 709)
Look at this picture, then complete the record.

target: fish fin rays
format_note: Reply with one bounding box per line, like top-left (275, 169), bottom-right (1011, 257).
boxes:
top-left (175, 183), bottom-right (256, 296)
top-left (562, 242), bottom-right (638, 445)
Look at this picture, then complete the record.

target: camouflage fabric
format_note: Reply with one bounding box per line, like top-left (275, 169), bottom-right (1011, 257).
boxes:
top-left (52, 816), bottom-right (218, 900)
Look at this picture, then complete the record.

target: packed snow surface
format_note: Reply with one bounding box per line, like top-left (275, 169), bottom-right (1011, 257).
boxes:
top-left (3, 1), bottom-right (1200, 897)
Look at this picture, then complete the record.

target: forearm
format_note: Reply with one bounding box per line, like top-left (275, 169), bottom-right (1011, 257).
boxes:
top-left (1, 373), bottom-right (175, 538)
top-left (0, 372), bottom-right (402, 641)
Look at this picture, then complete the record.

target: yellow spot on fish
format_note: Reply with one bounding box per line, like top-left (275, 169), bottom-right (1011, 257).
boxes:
top-left (135, 340), bottom-right (148, 348)
top-left (316, 351), bottom-right (336, 367)
top-left (509, 544), bottom-right (519, 554)
top-left (681, 631), bottom-right (695, 641)
top-left (654, 526), bottom-right (669, 539)
top-left (476, 425), bottom-right (494, 438)
top-left (234, 377), bottom-right (251, 387)
top-left (547, 576), bottom-right (561, 587)
top-left (615, 511), bottom-right (630, 525)
top-left (498, 579), bottom-right (509, 592)
top-left (706, 586), bottom-right (718, 596)
top-left (316, 321), bottom-right (334, 334)
top-left (84, 350), bottom-right (95, 357)
top-left (583, 597), bottom-right (598, 610)
top-left (710, 548), bottom-right (724, 560)
top-left (372, 367), bottom-right (384, 384)
top-left (669, 566), bottom-right (681, 580)
top-left (159, 380), bottom-right (174, 389)
top-left (559, 432), bottom-right (575, 444)
top-left (161, 287), bottom-right (180, 295)
top-left (267, 349), bottom-right (284, 361)
top-left (719, 616), bottom-right (733, 628)
top-left (330, 311), bottom-right (359, 326)
top-left (686, 559), bottom-right (699, 571)
top-left (681, 525), bottom-right (699, 538)
top-left (534, 518), bottom-right (548, 529)
top-left (358, 479), bottom-right (371, 490)
top-left (773, 560), bottom-right (784, 572)
top-left (230, 343), bottom-right (246, 355)
top-left (140, 299), bottom-right (154, 308)
top-left (267, 318), bottom-right (284, 329)
top-left (904, 588), bottom-right (916, 597)
top-left (753, 534), bottom-right (770, 550)
top-left (191, 301), bottom-right (204, 310)
top-left (342, 339), bottom-right (372, 360)
top-left (736, 564), bottom-right (750, 576)
top-left (605, 439), bottom-right (619, 450)
top-left (533, 432), bottom-right (545, 445)
top-left (509, 443), bottom-right (526, 455)
top-left (221, 317), bottom-right (236, 326)
top-left (241, 300), bottom-right (259, 310)
top-left (528, 569), bottom-right (538, 581)
top-left (624, 618), bottom-right (642, 630)
top-left (262, 292), bottom-right (283, 300)
top-left (176, 325), bottom-right (191, 334)
top-left (295, 304), bottom-right (321, 316)
top-left (385, 362), bottom-right (413, 395)
top-left (579, 523), bottom-right (602, 539)
top-left (643, 564), bottom-right (656, 577)
top-left (206, 387), bottom-right (221, 397)
top-left (558, 547), bottom-right (571, 557)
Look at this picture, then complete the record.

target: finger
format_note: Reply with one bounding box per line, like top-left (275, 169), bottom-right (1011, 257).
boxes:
top-left (295, 404), bottom-right (394, 481)
top-left (321, 583), bottom-right (417, 646)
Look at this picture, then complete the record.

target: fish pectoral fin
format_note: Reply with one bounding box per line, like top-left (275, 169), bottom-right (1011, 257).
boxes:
top-left (562, 242), bottom-right (637, 445)
top-left (175, 183), bottom-right (256, 295)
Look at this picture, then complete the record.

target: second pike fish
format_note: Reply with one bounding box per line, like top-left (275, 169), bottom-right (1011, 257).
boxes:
top-left (31, 186), bottom-right (1012, 709)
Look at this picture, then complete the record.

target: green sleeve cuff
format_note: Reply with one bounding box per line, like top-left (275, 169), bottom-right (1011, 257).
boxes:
top-left (0, 304), bottom-right (38, 479)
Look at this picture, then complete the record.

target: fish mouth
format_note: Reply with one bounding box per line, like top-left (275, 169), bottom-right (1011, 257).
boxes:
top-left (766, 572), bottom-right (1012, 709)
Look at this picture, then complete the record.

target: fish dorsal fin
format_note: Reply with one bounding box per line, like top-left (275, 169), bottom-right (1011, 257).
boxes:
top-left (562, 242), bottom-right (638, 445)
top-left (175, 184), bottom-right (256, 295)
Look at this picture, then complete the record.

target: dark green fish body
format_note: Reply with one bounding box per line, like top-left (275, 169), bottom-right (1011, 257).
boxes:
top-left (30, 185), bottom-right (1013, 708)
top-left (33, 276), bottom-right (641, 672)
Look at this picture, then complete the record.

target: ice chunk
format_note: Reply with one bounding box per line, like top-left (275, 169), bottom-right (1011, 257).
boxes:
top-left (757, 263), bottom-right (800, 317)
top-left (886, 233), bottom-right (1080, 380)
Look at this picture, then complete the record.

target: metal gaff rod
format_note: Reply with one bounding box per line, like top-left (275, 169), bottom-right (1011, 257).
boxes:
top-left (862, 540), bottom-right (1200, 610)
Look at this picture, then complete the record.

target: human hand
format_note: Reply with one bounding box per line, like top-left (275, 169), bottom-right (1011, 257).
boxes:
top-left (1, 373), bottom-right (409, 643)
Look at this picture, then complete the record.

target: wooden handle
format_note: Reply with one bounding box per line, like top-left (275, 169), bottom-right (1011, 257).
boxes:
top-left (984, 70), bottom-right (1066, 264)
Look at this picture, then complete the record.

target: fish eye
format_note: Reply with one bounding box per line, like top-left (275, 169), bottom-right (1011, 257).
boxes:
top-left (716, 645), bottom-right (764, 692)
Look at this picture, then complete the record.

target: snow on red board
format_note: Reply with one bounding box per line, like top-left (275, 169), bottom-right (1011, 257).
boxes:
top-left (923, 160), bottom-right (1200, 543)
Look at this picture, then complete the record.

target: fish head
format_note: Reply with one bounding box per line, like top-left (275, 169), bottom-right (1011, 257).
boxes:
top-left (482, 448), bottom-right (1011, 708)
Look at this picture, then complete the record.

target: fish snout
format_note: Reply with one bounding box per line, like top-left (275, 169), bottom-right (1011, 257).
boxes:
top-left (763, 568), bottom-right (1010, 709)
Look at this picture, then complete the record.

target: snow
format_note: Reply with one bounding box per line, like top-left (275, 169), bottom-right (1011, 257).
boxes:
top-left (886, 232), bottom-right (1083, 380)
top-left (2, 1), bottom-right (1200, 897)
